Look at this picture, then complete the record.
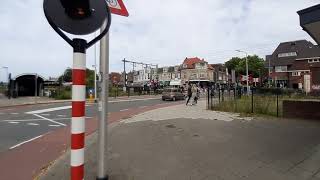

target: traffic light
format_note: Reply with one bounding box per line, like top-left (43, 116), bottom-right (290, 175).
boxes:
top-left (60, 0), bottom-right (92, 20)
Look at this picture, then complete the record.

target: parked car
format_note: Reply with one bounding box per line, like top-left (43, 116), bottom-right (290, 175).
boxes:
top-left (162, 88), bottom-right (185, 101)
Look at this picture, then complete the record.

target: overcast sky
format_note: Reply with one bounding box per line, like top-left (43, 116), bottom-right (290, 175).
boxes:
top-left (0, 0), bottom-right (319, 81)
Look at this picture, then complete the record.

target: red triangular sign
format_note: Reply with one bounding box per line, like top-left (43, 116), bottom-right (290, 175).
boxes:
top-left (107, 0), bottom-right (129, 17)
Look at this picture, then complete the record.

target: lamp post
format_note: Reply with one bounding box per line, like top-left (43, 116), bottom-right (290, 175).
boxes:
top-left (236, 50), bottom-right (250, 95)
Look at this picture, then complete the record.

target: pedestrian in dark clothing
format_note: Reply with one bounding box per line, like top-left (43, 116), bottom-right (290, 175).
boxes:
top-left (186, 84), bottom-right (192, 105)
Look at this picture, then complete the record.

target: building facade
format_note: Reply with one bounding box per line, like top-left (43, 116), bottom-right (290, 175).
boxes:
top-left (266, 40), bottom-right (320, 92)
top-left (180, 57), bottom-right (214, 86)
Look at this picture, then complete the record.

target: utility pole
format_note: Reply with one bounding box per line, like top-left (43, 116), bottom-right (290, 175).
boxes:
top-left (236, 50), bottom-right (250, 95)
top-left (123, 58), bottom-right (127, 92)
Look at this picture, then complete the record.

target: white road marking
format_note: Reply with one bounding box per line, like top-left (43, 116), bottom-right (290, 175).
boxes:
top-left (3, 118), bottom-right (68, 122)
top-left (109, 97), bottom-right (159, 103)
top-left (40, 114), bottom-right (50, 116)
top-left (57, 115), bottom-right (66, 117)
top-left (2, 116), bottom-right (93, 122)
top-left (49, 125), bottom-right (61, 127)
top-left (120, 109), bottom-right (129, 112)
top-left (26, 106), bottom-right (72, 114)
top-left (9, 134), bottom-right (44, 150)
top-left (8, 122), bottom-right (19, 124)
top-left (27, 123), bottom-right (39, 126)
top-left (33, 114), bottom-right (67, 126)
top-left (10, 113), bottom-right (19, 115)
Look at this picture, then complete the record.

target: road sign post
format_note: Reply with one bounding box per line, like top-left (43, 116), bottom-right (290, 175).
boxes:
top-left (96, 1), bottom-right (128, 179)
top-left (43, 1), bottom-right (111, 179)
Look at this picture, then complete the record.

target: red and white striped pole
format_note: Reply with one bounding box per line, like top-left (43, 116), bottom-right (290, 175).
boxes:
top-left (71, 39), bottom-right (87, 180)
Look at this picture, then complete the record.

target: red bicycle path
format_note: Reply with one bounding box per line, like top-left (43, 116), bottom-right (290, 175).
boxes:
top-left (0, 101), bottom-right (182, 180)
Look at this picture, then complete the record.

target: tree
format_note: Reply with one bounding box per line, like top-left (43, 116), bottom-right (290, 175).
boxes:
top-left (225, 55), bottom-right (267, 78)
top-left (58, 68), bottom-right (95, 88)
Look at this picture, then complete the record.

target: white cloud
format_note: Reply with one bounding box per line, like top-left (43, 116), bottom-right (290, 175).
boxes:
top-left (0, 0), bottom-right (319, 81)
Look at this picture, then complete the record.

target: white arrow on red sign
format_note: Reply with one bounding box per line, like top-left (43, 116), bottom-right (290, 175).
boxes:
top-left (106, 0), bottom-right (129, 17)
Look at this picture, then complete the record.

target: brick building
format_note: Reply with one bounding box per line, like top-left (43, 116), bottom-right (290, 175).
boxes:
top-left (266, 40), bottom-right (320, 92)
top-left (180, 57), bottom-right (214, 86)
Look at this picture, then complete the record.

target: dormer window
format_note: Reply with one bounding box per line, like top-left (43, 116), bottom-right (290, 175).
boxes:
top-left (278, 52), bottom-right (297, 58)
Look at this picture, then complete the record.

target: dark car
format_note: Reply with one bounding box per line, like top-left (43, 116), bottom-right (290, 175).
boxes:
top-left (162, 88), bottom-right (185, 101)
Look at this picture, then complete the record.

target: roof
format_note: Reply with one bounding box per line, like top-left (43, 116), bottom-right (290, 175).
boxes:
top-left (182, 57), bottom-right (206, 69)
top-left (266, 40), bottom-right (320, 66)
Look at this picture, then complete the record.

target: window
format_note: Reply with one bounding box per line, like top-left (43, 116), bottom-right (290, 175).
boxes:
top-left (308, 58), bottom-right (320, 63)
top-left (278, 52), bottom-right (297, 58)
top-left (292, 72), bottom-right (301, 76)
top-left (200, 73), bottom-right (205, 78)
top-left (275, 66), bottom-right (287, 72)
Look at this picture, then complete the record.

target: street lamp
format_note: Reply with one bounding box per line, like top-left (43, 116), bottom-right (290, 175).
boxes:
top-left (298, 4), bottom-right (320, 44)
top-left (236, 50), bottom-right (250, 95)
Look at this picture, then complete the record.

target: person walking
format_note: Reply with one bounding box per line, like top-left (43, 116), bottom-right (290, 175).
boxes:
top-left (192, 84), bottom-right (199, 105)
top-left (186, 83), bottom-right (192, 106)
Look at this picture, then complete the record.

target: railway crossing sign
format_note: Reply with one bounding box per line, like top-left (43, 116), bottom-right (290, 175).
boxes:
top-left (107, 0), bottom-right (129, 17)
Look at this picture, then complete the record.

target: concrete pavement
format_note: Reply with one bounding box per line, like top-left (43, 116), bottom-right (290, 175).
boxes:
top-left (39, 101), bottom-right (320, 180)
top-left (0, 97), bottom-right (178, 180)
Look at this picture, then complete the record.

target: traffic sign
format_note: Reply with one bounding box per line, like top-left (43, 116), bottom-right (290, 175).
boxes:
top-left (106, 0), bottom-right (129, 17)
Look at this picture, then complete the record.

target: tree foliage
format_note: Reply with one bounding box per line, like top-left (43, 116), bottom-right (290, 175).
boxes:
top-left (58, 68), bottom-right (95, 88)
top-left (225, 55), bottom-right (267, 77)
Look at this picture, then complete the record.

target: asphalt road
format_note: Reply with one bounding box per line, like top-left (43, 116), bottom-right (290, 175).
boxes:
top-left (0, 98), bottom-right (171, 154)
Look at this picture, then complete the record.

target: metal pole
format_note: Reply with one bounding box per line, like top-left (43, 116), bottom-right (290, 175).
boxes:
top-left (123, 58), bottom-right (126, 92)
top-left (269, 56), bottom-right (271, 87)
top-left (35, 73), bottom-right (37, 97)
top-left (245, 53), bottom-right (249, 96)
top-left (71, 38), bottom-right (87, 180)
top-left (251, 88), bottom-right (254, 113)
top-left (276, 90), bottom-right (279, 117)
top-left (94, 33), bottom-right (97, 101)
top-left (97, 21), bottom-right (109, 180)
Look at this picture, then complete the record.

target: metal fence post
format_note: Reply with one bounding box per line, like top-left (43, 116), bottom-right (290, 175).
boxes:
top-left (219, 88), bottom-right (221, 103)
top-left (211, 89), bottom-right (213, 110)
top-left (222, 89), bottom-right (224, 102)
top-left (207, 86), bottom-right (210, 109)
top-left (277, 91), bottom-right (279, 117)
top-left (251, 88), bottom-right (254, 113)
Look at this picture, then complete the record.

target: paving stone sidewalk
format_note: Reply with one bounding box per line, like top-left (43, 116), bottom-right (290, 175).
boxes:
top-left (39, 101), bottom-right (320, 180)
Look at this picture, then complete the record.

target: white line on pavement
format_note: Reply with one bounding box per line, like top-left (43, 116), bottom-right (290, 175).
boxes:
top-left (109, 97), bottom-right (159, 103)
top-left (3, 118), bottom-right (68, 122)
top-left (40, 114), bottom-right (50, 116)
top-left (26, 106), bottom-right (72, 114)
top-left (33, 114), bottom-right (67, 126)
top-left (10, 113), bottom-right (19, 115)
top-left (27, 123), bottom-right (39, 126)
top-left (57, 115), bottom-right (66, 117)
top-left (2, 117), bottom-right (93, 122)
top-left (8, 121), bottom-right (19, 124)
top-left (120, 109), bottom-right (129, 112)
top-left (9, 134), bottom-right (45, 150)
top-left (48, 125), bottom-right (61, 127)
